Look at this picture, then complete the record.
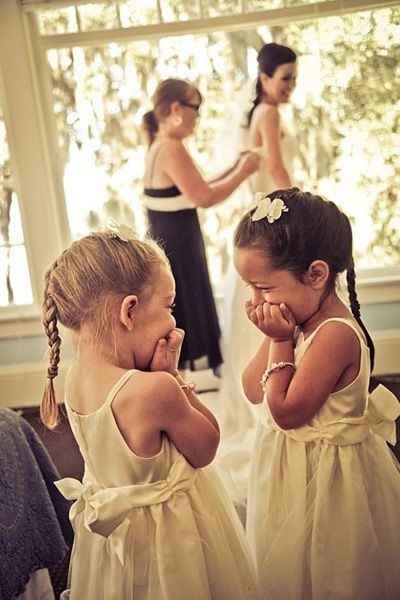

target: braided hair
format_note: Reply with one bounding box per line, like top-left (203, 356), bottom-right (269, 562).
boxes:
top-left (346, 259), bottom-right (375, 369)
top-left (41, 263), bottom-right (62, 429)
top-left (41, 232), bottom-right (169, 428)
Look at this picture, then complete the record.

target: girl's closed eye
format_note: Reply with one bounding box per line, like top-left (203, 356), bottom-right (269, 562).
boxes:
top-left (254, 286), bottom-right (273, 294)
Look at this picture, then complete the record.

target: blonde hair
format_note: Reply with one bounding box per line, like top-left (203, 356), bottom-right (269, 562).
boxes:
top-left (41, 231), bottom-right (168, 429)
top-left (142, 78), bottom-right (202, 145)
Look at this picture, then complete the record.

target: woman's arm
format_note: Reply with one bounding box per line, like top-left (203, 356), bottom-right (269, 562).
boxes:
top-left (207, 154), bottom-right (244, 183)
top-left (162, 140), bottom-right (259, 208)
top-left (259, 106), bottom-right (292, 189)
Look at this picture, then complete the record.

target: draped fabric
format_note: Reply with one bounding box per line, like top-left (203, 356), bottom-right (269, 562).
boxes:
top-left (217, 107), bottom-right (297, 505)
top-left (0, 408), bottom-right (69, 600)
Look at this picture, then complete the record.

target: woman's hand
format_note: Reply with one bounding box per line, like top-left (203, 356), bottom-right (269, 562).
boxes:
top-left (150, 328), bottom-right (185, 373)
top-left (237, 151), bottom-right (260, 176)
top-left (245, 301), bottom-right (296, 342)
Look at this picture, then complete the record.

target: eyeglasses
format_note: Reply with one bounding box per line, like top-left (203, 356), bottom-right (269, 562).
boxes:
top-left (179, 101), bottom-right (201, 113)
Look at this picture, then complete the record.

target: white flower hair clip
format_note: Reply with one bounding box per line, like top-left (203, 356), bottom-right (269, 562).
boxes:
top-left (107, 219), bottom-right (136, 243)
top-left (251, 193), bottom-right (289, 223)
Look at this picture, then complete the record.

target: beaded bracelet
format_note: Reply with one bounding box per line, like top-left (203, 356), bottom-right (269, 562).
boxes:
top-left (171, 370), bottom-right (196, 393)
top-left (180, 381), bottom-right (196, 392)
top-left (260, 361), bottom-right (296, 390)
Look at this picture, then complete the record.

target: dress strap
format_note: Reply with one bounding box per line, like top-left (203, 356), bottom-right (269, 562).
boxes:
top-left (305, 317), bottom-right (368, 348)
top-left (104, 370), bottom-right (137, 406)
top-left (146, 142), bottom-right (165, 187)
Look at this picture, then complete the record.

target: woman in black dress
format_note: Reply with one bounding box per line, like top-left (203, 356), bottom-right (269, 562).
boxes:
top-left (142, 78), bottom-right (259, 372)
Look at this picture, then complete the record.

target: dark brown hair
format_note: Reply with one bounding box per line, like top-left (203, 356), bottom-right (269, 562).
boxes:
top-left (41, 231), bottom-right (168, 429)
top-left (142, 78), bottom-right (202, 145)
top-left (247, 42), bottom-right (297, 126)
top-left (234, 188), bottom-right (375, 370)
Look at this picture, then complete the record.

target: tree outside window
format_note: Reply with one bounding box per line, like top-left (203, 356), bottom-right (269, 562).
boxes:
top-left (23, 4), bottom-right (400, 293)
top-left (0, 99), bottom-right (33, 307)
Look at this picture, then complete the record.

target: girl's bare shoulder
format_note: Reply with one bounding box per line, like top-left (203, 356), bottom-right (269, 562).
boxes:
top-left (114, 370), bottom-right (181, 416)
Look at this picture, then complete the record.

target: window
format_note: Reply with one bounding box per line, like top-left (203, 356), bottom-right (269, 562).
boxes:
top-left (0, 0), bottom-right (390, 325)
top-left (34, 1), bottom-right (400, 289)
top-left (0, 97), bottom-right (33, 307)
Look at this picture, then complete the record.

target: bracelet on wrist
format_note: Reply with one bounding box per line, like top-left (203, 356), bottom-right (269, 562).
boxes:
top-left (171, 369), bottom-right (196, 392)
top-left (180, 382), bottom-right (196, 392)
top-left (260, 361), bottom-right (296, 390)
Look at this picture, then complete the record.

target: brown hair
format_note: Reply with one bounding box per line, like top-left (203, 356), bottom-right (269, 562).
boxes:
top-left (235, 188), bottom-right (375, 370)
top-left (41, 231), bottom-right (168, 429)
top-left (247, 43), bottom-right (297, 126)
top-left (142, 78), bottom-right (202, 145)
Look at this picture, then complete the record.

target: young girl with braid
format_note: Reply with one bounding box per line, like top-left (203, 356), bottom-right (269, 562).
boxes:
top-left (41, 228), bottom-right (257, 600)
top-left (234, 188), bottom-right (400, 599)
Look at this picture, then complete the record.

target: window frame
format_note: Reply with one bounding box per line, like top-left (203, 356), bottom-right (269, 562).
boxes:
top-left (0, 0), bottom-right (399, 335)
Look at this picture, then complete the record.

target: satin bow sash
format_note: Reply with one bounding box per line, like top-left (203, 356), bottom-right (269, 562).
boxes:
top-left (55, 454), bottom-right (196, 566)
top-left (367, 383), bottom-right (400, 446)
top-left (260, 384), bottom-right (400, 446)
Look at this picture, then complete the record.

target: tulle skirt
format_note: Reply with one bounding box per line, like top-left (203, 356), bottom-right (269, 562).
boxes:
top-left (67, 467), bottom-right (257, 600)
top-left (247, 420), bottom-right (400, 600)
top-left (215, 265), bottom-right (264, 508)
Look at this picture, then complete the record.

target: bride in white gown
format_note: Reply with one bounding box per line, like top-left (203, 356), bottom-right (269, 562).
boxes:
top-left (217, 43), bottom-right (299, 507)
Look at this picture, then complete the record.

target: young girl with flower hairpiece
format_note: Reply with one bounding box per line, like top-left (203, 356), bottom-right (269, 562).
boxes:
top-left (234, 188), bottom-right (400, 599)
top-left (41, 226), bottom-right (257, 600)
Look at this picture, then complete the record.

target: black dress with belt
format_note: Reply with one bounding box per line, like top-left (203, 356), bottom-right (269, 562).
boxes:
top-left (143, 184), bottom-right (223, 371)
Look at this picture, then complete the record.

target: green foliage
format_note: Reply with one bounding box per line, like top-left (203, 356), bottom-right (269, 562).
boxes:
top-left (31, 5), bottom-right (400, 275)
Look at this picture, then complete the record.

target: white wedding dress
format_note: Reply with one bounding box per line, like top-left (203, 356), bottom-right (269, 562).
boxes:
top-left (216, 105), bottom-right (297, 508)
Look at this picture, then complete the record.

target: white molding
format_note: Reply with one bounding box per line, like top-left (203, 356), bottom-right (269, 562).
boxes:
top-left (0, 308), bottom-right (42, 338)
top-left (373, 329), bottom-right (400, 376)
top-left (1, 330), bottom-right (399, 408)
top-left (22, 0), bottom-right (400, 14)
top-left (0, 320), bottom-right (43, 339)
top-left (29, 1), bottom-right (400, 48)
top-left (22, 0), bottom-right (118, 8)
top-left (357, 278), bottom-right (400, 305)
top-left (0, 1), bottom-right (70, 305)
top-left (0, 360), bottom-right (70, 409)
top-left (24, 12), bottom-right (72, 248)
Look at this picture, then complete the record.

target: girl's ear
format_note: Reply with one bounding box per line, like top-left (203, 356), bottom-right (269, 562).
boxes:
top-left (304, 260), bottom-right (330, 289)
top-left (259, 72), bottom-right (271, 90)
top-left (120, 295), bottom-right (139, 330)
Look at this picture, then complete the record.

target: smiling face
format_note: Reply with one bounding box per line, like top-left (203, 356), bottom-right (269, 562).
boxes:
top-left (234, 246), bottom-right (323, 326)
top-left (127, 264), bottom-right (177, 369)
top-left (260, 62), bottom-right (297, 105)
top-left (168, 86), bottom-right (201, 139)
